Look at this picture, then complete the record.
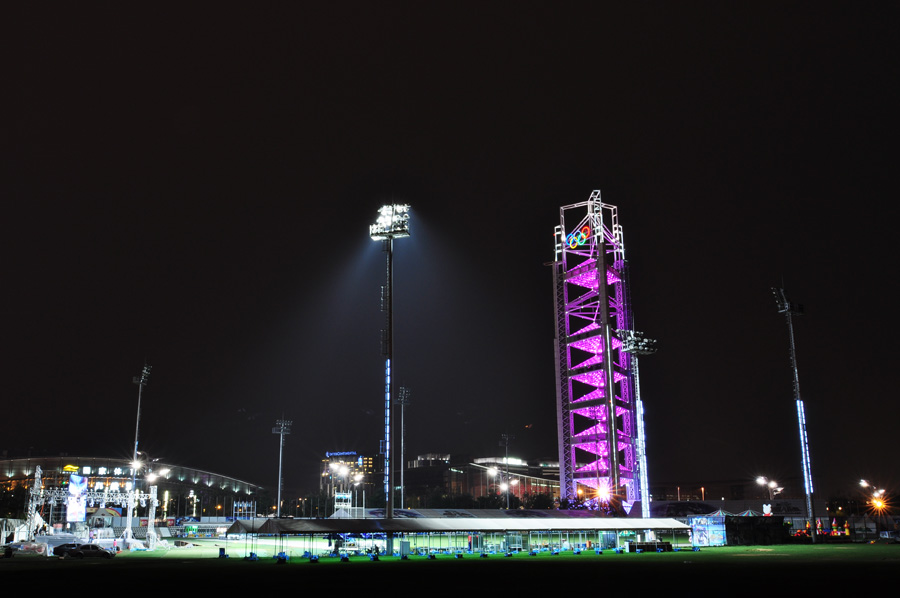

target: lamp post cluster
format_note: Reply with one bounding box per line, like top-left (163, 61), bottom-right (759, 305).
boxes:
top-left (756, 476), bottom-right (783, 501)
top-left (487, 467), bottom-right (519, 508)
top-left (860, 479), bottom-right (887, 512)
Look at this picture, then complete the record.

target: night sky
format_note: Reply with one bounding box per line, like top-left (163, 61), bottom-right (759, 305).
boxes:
top-left (5, 4), bottom-right (897, 500)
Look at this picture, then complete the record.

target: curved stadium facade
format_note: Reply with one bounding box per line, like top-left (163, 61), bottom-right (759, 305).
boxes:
top-left (1, 456), bottom-right (263, 523)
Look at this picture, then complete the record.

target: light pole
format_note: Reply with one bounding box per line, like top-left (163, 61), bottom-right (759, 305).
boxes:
top-left (398, 386), bottom-right (410, 510)
top-left (126, 364), bottom-right (151, 541)
top-left (772, 287), bottom-right (816, 542)
top-left (353, 473), bottom-right (364, 517)
top-left (618, 329), bottom-right (657, 518)
top-left (131, 364), bottom-right (152, 490)
top-left (370, 204), bottom-right (410, 522)
top-left (272, 418), bottom-right (291, 517)
top-left (860, 479), bottom-right (887, 537)
top-left (500, 434), bottom-right (515, 509)
top-left (487, 467), bottom-right (501, 505)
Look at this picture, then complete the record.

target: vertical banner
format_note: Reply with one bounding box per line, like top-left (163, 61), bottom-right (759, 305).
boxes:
top-left (67, 474), bottom-right (88, 523)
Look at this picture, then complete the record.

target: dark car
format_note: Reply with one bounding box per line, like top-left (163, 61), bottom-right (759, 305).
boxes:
top-left (53, 543), bottom-right (81, 557)
top-left (63, 543), bottom-right (115, 559)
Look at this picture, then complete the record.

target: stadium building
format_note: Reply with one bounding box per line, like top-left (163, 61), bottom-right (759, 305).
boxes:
top-left (1, 456), bottom-right (263, 539)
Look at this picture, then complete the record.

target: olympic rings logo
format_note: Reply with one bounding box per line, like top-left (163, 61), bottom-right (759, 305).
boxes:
top-left (566, 225), bottom-right (591, 249)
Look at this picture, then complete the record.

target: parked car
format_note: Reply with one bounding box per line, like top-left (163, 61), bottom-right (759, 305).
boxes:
top-left (60, 543), bottom-right (115, 559)
top-left (52, 543), bottom-right (81, 557)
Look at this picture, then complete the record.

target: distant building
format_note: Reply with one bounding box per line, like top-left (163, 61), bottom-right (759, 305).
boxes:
top-left (0, 456), bottom-right (263, 523)
top-left (319, 452), bottom-right (376, 497)
top-left (403, 454), bottom-right (559, 508)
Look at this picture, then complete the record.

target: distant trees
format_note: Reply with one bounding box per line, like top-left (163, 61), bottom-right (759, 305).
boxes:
top-left (0, 485), bottom-right (26, 519)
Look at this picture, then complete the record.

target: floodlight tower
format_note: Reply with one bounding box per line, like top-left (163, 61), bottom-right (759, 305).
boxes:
top-left (772, 286), bottom-right (816, 541)
top-left (370, 204), bottom-right (410, 521)
top-left (126, 363), bottom-right (151, 541)
top-left (550, 191), bottom-right (648, 514)
top-left (272, 417), bottom-right (292, 517)
top-left (131, 363), bottom-right (152, 487)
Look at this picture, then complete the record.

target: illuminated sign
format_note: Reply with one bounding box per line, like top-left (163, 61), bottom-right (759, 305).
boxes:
top-left (67, 474), bottom-right (87, 523)
top-left (566, 225), bottom-right (591, 249)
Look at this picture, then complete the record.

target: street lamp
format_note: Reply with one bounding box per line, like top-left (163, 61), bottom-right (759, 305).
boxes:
top-left (398, 386), bottom-right (411, 510)
top-left (860, 479), bottom-right (887, 511)
top-left (859, 479), bottom-right (884, 495)
top-left (500, 433), bottom-right (515, 509)
top-left (487, 468), bottom-right (501, 504)
top-left (860, 479), bottom-right (889, 538)
top-left (352, 473), bottom-right (364, 516)
top-left (756, 476), bottom-right (783, 501)
top-left (370, 204), bottom-right (410, 522)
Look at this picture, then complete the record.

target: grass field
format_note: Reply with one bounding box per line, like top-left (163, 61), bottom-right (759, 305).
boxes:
top-left (3, 540), bottom-right (897, 591)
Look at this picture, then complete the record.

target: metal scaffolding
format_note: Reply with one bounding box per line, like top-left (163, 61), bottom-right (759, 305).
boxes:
top-left (551, 191), bottom-right (649, 514)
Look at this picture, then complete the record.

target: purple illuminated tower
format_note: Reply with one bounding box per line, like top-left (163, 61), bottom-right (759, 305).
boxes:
top-left (551, 192), bottom-right (648, 514)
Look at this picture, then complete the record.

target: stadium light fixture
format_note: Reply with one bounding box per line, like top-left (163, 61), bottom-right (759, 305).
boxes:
top-left (370, 204), bottom-right (411, 524)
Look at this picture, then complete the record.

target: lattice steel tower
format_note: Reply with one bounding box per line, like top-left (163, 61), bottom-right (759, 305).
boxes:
top-left (551, 191), bottom-right (649, 514)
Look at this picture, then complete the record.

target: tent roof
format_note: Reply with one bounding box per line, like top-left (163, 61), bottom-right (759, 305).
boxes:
top-left (225, 513), bottom-right (690, 535)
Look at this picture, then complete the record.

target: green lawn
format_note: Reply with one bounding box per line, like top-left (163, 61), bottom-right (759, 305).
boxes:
top-left (4, 540), bottom-right (897, 590)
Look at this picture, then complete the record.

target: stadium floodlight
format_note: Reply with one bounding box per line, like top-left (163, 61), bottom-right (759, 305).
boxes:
top-left (273, 418), bottom-right (292, 517)
top-left (370, 204), bottom-right (410, 240)
top-left (131, 364), bottom-right (152, 487)
top-left (772, 286), bottom-right (816, 542)
top-left (370, 204), bottom-right (411, 525)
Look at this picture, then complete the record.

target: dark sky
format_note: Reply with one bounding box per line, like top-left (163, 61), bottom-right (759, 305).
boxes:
top-left (5, 4), bottom-right (897, 500)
